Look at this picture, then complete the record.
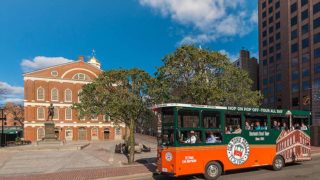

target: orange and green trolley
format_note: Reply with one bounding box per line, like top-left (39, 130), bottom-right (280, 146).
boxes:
top-left (153, 103), bottom-right (311, 179)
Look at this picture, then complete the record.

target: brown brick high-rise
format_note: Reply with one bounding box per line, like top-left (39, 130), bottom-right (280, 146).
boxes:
top-left (258, 0), bottom-right (320, 145)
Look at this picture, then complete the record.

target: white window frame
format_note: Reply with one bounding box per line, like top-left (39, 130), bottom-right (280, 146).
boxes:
top-left (65, 89), bottom-right (72, 102)
top-left (65, 108), bottom-right (72, 120)
top-left (65, 128), bottom-right (73, 140)
top-left (91, 127), bottom-right (99, 139)
top-left (37, 127), bottom-right (45, 140)
top-left (51, 88), bottom-right (59, 101)
top-left (53, 107), bottom-right (59, 120)
top-left (103, 115), bottom-right (110, 122)
top-left (91, 114), bottom-right (98, 121)
top-left (37, 87), bottom-right (45, 101)
top-left (37, 107), bottom-right (45, 120)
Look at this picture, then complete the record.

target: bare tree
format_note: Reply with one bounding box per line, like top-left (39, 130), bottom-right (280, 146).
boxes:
top-left (4, 102), bottom-right (24, 126)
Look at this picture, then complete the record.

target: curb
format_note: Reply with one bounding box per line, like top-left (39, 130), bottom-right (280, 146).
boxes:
top-left (97, 172), bottom-right (153, 180)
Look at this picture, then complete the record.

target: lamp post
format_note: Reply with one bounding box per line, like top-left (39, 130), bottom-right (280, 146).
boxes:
top-left (285, 110), bottom-right (292, 130)
top-left (0, 108), bottom-right (6, 147)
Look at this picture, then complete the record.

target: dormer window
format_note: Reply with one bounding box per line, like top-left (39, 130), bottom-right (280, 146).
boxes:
top-left (72, 73), bottom-right (90, 81)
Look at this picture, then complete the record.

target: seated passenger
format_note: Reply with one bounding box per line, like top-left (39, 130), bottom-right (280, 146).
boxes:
top-left (272, 120), bottom-right (280, 130)
top-left (281, 122), bottom-right (287, 130)
top-left (255, 121), bottom-right (261, 130)
top-left (294, 123), bottom-right (301, 130)
top-left (301, 122), bottom-right (308, 130)
top-left (233, 125), bottom-right (242, 134)
top-left (225, 127), bottom-right (231, 134)
top-left (206, 132), bottom-right (217, 143)
top-left (245, 121), bottom-right (251, 130)
top-left (184, 131), bottom-right (196, 144)
top-left (261, 122), bottom-right (268, 130)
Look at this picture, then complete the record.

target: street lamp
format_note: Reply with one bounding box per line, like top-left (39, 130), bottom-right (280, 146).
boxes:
top-left (285, 110), bottom-right (292, 130)
top-left (0, 108), bottom-right (6, 147)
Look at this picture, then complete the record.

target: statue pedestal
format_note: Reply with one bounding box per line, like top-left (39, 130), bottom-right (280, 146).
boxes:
top-left (37, 121), bottom-right (64, 146)
top-left (44, 121), bottom-right (56, 140)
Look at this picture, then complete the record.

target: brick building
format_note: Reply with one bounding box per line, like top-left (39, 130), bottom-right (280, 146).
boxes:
top-left (23, 56), bottom-right (126, 142)
top-left (276, 129), bottom-right (311, 162)
top-left (233, 49), bottom-right (259, 91)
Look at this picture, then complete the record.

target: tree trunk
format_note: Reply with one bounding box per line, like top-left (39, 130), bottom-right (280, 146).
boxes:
top-left (128, 119), bottom-right (135, 164)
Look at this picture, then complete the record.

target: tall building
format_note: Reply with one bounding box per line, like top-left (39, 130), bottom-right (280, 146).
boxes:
top-left (258, 0), bottom-right (320, 144)
top-left (23, 56), bottom-right (126, 142)
top-left (233, 49), bottom-right (259, 91)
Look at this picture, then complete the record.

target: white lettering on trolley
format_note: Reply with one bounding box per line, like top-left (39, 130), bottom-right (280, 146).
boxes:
top-left (182, 156), bottom-right (197, 164)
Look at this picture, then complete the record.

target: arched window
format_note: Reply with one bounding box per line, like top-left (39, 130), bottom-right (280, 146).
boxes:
top-left (65, 89), bottom-right (72, 102)
top-left (53, 107), bottom-right (59, 120)
top-left (37, 87), bottom-right (45, 101)
top-left (91, 114), bottom-right (98, 121)
top-left (37, 127), bottom-right (45, 140)
top-left (37, 107), bottom-right (45, 120)
top-left (78, 89), bottom-right (82, 102)
top-left (51, 88), bottom-right (59, 101)
top-left (72, 73), bottom-right (91, 81)
top-left (65, 128), bottom-right (73, 141)
top-left (65, 108), bottom-right (72, 120)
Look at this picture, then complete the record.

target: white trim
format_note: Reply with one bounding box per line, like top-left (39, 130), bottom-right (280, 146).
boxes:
top-left (23, 61), bottom-right (77, 76)
top-left (24, 76), bottom-right (92, 84)
top-left (24, 122), bottom-right (125, 128)
top-left (37, 107), bottom-right (45, 120)
top-left (51, 88), bottom-right (59, 101)
top-left (61, 68), bottom-right (98, 78)
top-left (64, 89), bottom-right (72, 102)
top-left (24, 102), bottom-right (72, 107)
top-left (37, 87), bottom-right (45, 101)
top-left (65, 108), bottom-right (72, 120)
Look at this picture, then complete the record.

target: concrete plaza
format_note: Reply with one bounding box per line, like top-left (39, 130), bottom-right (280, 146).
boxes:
top-left (0, 136), bottom-right (157, 177)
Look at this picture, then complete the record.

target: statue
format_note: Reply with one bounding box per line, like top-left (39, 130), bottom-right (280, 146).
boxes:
top-left (47, 103), bottom-right (54, 121)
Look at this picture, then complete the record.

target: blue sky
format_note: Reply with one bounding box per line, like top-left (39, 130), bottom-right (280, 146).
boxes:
top-left (0, 0), bottom-right (258, 103)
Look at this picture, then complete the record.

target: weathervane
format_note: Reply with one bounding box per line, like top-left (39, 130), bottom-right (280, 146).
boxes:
top-left (92, 49), bottom-right (96, 57)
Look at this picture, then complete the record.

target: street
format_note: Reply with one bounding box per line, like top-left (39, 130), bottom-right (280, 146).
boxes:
top-left (131, 155), bottom-right (320, 180)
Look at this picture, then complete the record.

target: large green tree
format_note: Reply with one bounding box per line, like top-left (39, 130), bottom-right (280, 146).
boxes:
top-left (150, 45), bottom-right (262, 106)
top-left (73, 69), bottom-right (152, 164)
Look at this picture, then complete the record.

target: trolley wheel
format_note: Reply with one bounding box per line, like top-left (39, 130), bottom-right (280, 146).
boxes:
top-left (272, 155), bottom-right (284, 171)
top-left (204, 161), bottom-right (222, 180)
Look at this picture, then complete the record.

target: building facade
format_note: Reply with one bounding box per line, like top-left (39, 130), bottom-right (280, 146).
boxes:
top-left (23, 56), bottom-right (125, 142)
top-left (233, 49), bottom-right (259, 91)
top-left (259, 0), bottom-right (320, 117)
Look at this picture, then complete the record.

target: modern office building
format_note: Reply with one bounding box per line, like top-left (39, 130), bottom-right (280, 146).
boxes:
top-left (258, 0), bottom-right (320, 145)
top-left (234, 49), bottom-right (259, 91)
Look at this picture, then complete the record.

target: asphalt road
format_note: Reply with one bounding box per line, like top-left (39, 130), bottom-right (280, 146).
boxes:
top-left (131, 155), bottom-right (320, 180)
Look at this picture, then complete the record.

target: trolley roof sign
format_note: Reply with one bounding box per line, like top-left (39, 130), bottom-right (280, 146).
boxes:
top-left (153, 103), bottom-right (310, 116)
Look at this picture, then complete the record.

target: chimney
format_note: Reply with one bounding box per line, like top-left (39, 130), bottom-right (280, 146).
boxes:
top-left (78, 56), bottom-right (85, 62)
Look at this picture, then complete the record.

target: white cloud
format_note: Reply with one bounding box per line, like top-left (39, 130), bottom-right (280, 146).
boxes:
top-left (219, 49), bottom-right (238, 62)
top-left (139, 0), bottom-right (257, 44)
top-left (0, 81), bottom-right (24, 104)
top-left (21, 56), bottom-right (73, 72)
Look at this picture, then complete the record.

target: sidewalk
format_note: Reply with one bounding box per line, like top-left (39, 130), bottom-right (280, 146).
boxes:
top-left (0, 163), bottom-right (156, 180)
top-left (311, 146), bottom-right (320, 156)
